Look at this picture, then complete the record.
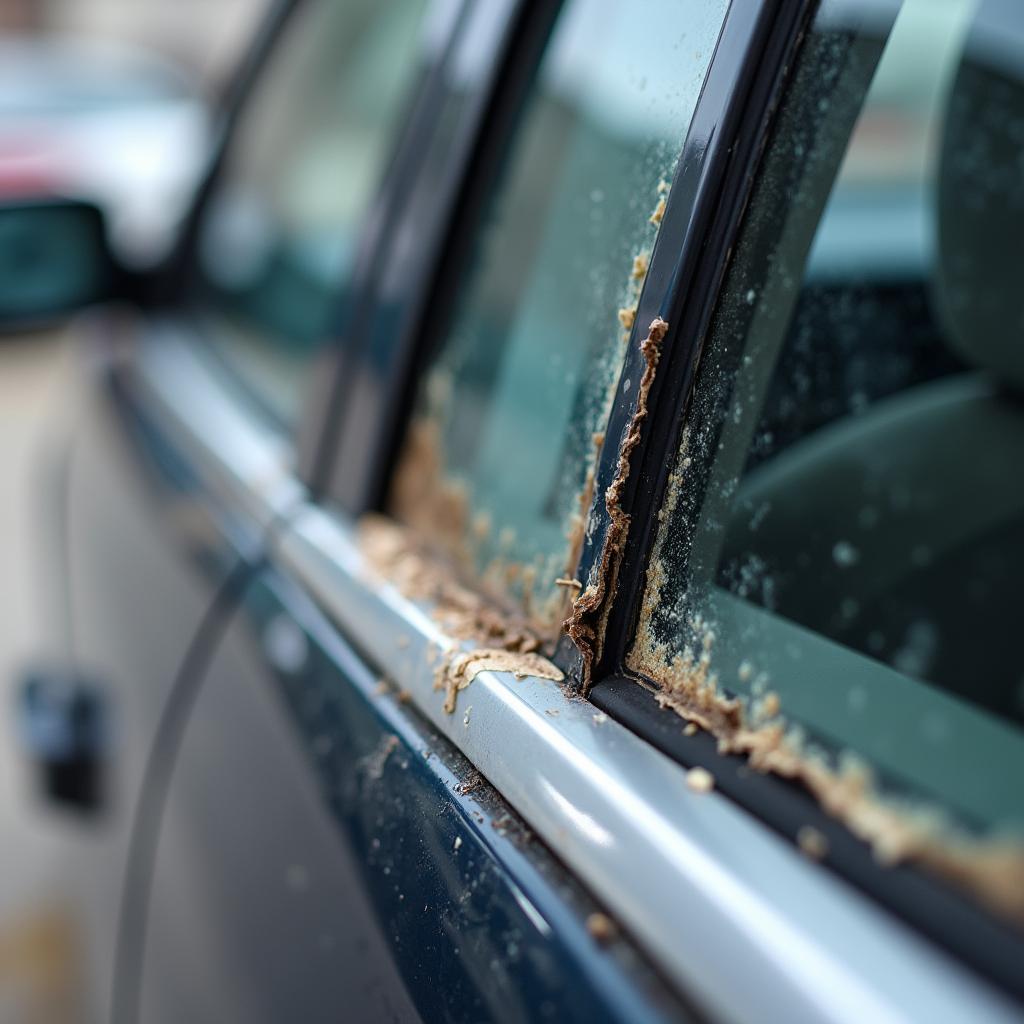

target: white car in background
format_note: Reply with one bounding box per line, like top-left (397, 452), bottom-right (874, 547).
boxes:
top-left (0, 36), bottom-right (209, 266)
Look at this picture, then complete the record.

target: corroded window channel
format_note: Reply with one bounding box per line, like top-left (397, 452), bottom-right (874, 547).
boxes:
top-left (390, 0), bottom-right (728, 640)
top-left (630, 0), bottom-right (1024, 924)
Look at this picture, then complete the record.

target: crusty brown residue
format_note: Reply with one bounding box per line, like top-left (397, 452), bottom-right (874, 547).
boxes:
top-left (437, 648), bottom-right (563, 714)
top-left (585, 912), bottom-right (617, 944)
top-left (645, 647), bottom-right (1024, 922)
top-left (564, 317), bottom-right (669, 688)
top-left (630, 527), bottom-right (1024, 924)
top-left (358, 515), bottom-right (563, 715)
top-left (389, 408), bottom-right (578, 635)
top-left (389, 414), bottom-right (471, 574)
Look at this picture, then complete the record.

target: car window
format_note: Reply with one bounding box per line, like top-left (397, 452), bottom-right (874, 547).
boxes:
top-left (390, 0), bottom-right (729, 633)
top-left (194, 0), bottom-right (432, 428)
top-left (631, 0), bottom-right (1024, 923)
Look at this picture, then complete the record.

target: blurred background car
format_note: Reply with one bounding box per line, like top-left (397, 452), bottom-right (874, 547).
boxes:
top-left (0, 0), bottom-right (262, 266)
top-left (0, 35), bottom-right (208, 267)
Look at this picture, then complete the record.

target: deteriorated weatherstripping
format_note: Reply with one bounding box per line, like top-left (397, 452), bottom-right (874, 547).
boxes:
top-left (564, 317), bottom-right (669, 686)
top-left (358, 515), bottom-right (562, 715)
top-left (439, 649), bottom-right (563, 715)
top-left (629, 454), bottom-right (1024, 926)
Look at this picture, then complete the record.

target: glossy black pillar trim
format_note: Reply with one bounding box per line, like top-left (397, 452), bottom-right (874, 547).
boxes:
top-left (557, 0), bottom-right (815, 687)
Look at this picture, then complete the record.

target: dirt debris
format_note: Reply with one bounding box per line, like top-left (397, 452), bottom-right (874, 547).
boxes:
top-left (627, 412), bottom-right (1024, 925)
top-left (649, 195), bottom-right (666, 226)
top-left (360, 515), bottom-right (537, 648)
top-left (389, 416), bottom-right (470, 571)
top-left (358, 515), bottom-right (563, 715)
top-left (365, 734), bottom-right (399, 782)
top-left (437, 648), bottom-right (563, 715)
top-left (456, 771), bottom-right (484, 796)
top-left (564, 318), bottom-right (669, 688)
top-left (686, 766), bottom-right (715, 793)
top-left (585, 912), bottom-right (617, 944)
top-left (797, 826), bottom-right (829, 861)
top-left (631, 617), bottom-right (1024, 924)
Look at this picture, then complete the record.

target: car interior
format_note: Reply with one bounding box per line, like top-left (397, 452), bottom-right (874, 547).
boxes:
top-left (718, 0), bottom-right (1024, 730)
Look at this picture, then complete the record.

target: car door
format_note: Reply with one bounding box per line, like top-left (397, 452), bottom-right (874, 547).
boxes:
top-left (123, 0), bottom-right (731, 1021)
top-left (83, 2), bottom-right (1024, 1024)
top-left (275, 0), bottom-right (1024, 1021)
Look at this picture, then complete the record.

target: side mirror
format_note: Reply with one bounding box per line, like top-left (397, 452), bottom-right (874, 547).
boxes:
top-left (0, 198), bottom-right (119, 328)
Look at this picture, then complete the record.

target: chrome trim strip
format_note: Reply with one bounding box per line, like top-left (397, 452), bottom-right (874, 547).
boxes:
top-left (132, 324), bottom-right (305, 531)
top-left (276, 502), bottom-right (1021, 1024)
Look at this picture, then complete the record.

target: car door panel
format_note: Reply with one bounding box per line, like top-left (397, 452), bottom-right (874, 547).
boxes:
top-left (135, 563), bottom-right (683, 1023)
top-left (56, 327), bottom-right (262, 1022)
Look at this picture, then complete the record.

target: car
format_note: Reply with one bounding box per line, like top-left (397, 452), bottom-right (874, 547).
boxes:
top-left (0, 35), bottom-right (209, 267)
top-left (3, 0), bottom-right (1023, 1021)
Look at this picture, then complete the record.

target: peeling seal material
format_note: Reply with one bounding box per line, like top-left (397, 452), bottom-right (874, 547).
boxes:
top-left (564, 317), bottom-right (669, 687)
top-left (358, 515), bottom-right (563, 715)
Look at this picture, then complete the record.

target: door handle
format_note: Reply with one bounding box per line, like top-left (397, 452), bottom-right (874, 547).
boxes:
top-left (18, 669), bottom-right (107, 813)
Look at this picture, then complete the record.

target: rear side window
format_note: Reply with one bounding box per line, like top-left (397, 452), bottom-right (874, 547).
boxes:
top-left (391, 0), bottom-right (728, 632)
top-left (195, 0), bottom-right (431, 427)
top-left (632, 0), bottom-right (1024, 922)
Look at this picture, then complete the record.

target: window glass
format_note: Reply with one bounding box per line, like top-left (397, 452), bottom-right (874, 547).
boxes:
top-left (195, 0), bottom-right (431, 426)
top-left (391, 0), bottom-right (729, 632)
top-left (632, 0), bottom-right (1024, 919)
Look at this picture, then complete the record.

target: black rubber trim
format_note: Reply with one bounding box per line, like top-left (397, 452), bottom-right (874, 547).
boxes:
top-left (591, 675), bottom-right (1024, 1005)
top-left (557, 0), bottom-right (813, 686)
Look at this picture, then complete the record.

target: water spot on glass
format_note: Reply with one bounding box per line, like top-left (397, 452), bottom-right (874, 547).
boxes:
top-left (832, 540), bottom-right (860, 567)
top-left (892, 620), bottom-right (938, 678)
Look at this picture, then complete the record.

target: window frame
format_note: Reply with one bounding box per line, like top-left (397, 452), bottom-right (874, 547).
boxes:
top-left (135, 0), bottom-right (1024, 1004)
top-left (587, 0), bottom-right (1024, 1002)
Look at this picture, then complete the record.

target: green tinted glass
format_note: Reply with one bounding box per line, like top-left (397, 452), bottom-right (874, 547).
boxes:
top-left (197, 0), bottom-right (430, 427)
top-left (393, 0), bottom-right (728, 632)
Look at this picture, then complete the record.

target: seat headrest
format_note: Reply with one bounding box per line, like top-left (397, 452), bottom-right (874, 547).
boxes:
top-left (936, 0), bottom-right (1024, 392)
